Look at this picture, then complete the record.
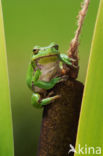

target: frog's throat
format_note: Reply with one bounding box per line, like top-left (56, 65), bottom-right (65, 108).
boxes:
top-left (34, 54), bottom-right (58, 61)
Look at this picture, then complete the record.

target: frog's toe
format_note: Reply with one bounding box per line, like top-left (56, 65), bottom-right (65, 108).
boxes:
top-left (70, 57), bottom-right (76, 62)
top-left (72, 64), bottom-right (79, 68)
top-left (51, 95), bottom-right (61, 100)
top-left (59, 75), bottom-right (69, 82)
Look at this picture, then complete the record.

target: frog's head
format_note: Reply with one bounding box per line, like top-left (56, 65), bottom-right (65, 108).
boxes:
top-left (32, 42), bottom-right (59, 61)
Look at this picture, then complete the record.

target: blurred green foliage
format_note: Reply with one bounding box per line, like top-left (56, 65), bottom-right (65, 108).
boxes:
top-left (75, 0), bottom-right (103, 155)
top-left (2, 0), bottom-right (99, 156)
top-left (0, 1), bottom-right (14, 156)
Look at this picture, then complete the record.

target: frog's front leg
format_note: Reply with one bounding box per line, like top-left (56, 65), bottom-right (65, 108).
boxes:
top-left (26, 63), bottom-right (34, 89)
top-left (59, 53), bottom-right (76, 67)
top-left (32, 93), bottom-right (60, 108)
top-left (32, 69), bottom-right (61, 90)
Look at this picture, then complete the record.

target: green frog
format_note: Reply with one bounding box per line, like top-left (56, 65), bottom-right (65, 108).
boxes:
top-left (26, 42), bottom-right (75, 108)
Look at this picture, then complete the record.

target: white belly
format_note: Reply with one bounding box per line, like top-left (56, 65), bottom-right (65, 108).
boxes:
top-left (34, 60), bottom-right (60, 93)
top-left (39, 60), bottom-right (60, 81)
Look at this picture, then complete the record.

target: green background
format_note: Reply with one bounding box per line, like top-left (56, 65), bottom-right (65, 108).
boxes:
top-left (2, 0), bottom-right (99, 156)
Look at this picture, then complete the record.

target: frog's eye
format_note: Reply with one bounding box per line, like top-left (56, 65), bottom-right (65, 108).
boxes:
top-left (53, 44), bottom-right (59, 50)
top-left (33, 49), bottom-right (39, 54)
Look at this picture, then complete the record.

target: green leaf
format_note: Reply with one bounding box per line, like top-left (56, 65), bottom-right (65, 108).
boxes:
top-left (0, 1), bottom-right (14, 156)
top-left (75, 0), bottom-right (103, 155)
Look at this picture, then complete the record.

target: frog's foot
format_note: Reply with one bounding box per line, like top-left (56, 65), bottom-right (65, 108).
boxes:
top-left (47, 91), bottom-right (54, 97)
top-left (66, 57), bottom-right (78, 69)
top-left (69, 57), bottom-right (76, 62)
top-left (31, 93), bottom-right (60, 109)
top-left (50, 95), bottom-right (61, 101)
top-left (72, 64), bottom-right (78, 68)
top-left (69, 58), bottom-right (78, 69)
top-left (59, 75), bottom-right (69, 82)
top-left (40, 95), bottom-right (61, 106)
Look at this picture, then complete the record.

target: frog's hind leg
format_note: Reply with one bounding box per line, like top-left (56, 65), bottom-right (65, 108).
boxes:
top-left (31, 93), bottom-right (60, 108)
top-left (26, 64), bottom-right (34, 89)
top-left (40, 95), bottom-right (61, 106)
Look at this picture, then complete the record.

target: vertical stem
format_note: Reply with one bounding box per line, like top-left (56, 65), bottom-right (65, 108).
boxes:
top-left (0, 1), bottom-right (14, 156)
top-left (66, 0), bottom-right (90, 80)
top-left (68, 0), bottom-right (90, 62)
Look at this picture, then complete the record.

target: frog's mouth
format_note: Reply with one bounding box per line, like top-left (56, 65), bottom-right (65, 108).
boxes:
top-left (36, 54), bottom-right (58, 65)
top-left (36, 54), bottom-right (58, 61)
top-left (36, 54), bottom-right (58, 60)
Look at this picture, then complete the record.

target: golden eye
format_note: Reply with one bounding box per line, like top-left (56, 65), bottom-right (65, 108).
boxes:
top-left (33, 49), bottom-right (39, 54)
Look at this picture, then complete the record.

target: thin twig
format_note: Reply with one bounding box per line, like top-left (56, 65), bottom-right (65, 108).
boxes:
top-left (68, 0), bottom-right (90, 61)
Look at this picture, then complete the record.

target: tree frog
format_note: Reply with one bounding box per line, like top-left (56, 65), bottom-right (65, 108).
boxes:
top-left (26, 42), bottom-right (75, 108)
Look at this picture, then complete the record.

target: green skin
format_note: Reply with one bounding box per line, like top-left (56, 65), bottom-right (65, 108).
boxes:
top-left (26, 42), bottom-right (74, 108)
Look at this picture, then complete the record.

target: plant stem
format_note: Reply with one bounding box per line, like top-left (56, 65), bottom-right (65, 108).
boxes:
top-left (68, 0), bottom-right (90, 62)
top-left (37, 80), bottom-right (83, 156)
